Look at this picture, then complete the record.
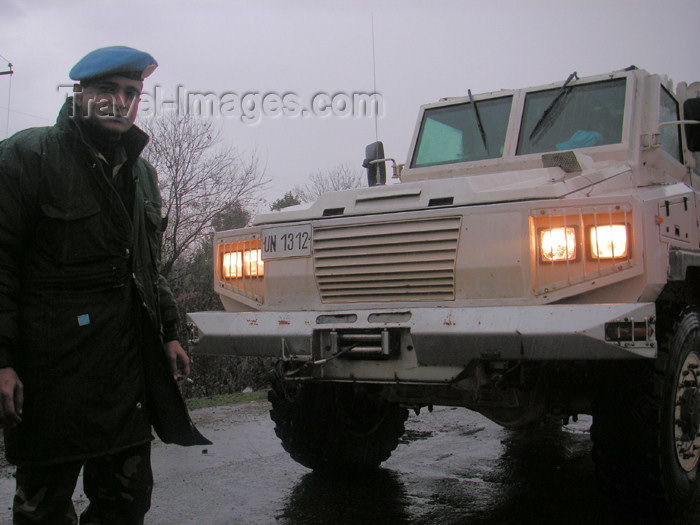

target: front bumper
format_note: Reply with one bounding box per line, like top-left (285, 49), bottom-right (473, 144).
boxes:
top-left (188, 303), bottom-right (656, 365)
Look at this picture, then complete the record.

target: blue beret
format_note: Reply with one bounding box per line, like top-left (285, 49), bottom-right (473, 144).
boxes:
top-left (69, 46), bottom-right (158, 82)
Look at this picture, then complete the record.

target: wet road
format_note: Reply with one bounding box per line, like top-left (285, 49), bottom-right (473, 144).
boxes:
top-left (1, 400), bottom-right (699, 524)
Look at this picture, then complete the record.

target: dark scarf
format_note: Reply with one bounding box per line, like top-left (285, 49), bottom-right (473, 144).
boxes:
top-left (76, 118), bottom-right (122, 166)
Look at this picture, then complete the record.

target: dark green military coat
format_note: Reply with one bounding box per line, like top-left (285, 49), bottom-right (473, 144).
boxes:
top-left (0, 99), bottom-right (208, 465)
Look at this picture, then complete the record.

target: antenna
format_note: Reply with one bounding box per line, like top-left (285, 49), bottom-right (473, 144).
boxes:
top-left (0, 52), bottom-right (13, 138)
top-left (371, 13), bottom-right (378, 143)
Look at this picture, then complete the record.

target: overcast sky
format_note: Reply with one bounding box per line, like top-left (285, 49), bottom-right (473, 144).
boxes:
top-left (1, 0), bottom-right (699, 209)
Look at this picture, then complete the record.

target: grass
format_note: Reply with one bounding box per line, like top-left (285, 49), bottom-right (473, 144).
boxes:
top-left (185, 389), bottom-right (268, 411)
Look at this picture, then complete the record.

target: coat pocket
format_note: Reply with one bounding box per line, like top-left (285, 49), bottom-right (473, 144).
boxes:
top-left (40, 195), bottom-right (108, 263)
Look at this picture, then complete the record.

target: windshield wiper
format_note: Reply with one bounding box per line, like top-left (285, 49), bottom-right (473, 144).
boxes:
top-left (528, 71), bottom-right (579, 141)
top-left (468, 89), bottom-right (488, 153)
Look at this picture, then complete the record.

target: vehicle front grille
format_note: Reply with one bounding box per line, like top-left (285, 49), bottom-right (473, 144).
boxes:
top-left (313, 216), bottom-right (461, 303)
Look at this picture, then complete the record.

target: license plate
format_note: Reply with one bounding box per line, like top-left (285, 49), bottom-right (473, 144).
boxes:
top-left (261, 224), bottom-right (312, 260)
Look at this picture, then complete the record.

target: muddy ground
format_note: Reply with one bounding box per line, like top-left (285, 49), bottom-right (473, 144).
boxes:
top-left (0, 401), bottom-right (698, 524)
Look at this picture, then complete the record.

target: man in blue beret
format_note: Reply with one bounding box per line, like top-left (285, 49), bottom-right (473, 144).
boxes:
top-left (0, 46), bottom-right (209, 524)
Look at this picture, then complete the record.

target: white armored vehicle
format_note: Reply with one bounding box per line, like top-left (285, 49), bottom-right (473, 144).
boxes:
top-left (189, 67), bottom-right (700, 517)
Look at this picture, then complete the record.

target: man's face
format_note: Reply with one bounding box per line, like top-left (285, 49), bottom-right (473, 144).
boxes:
top-left (76, 75), bottom-right (143, 134)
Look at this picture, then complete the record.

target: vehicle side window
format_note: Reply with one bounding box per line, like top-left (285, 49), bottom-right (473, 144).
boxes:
top-left (659, 86), bottom-right (682, 163)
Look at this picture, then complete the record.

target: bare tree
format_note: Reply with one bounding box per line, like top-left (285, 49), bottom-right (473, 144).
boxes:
top-left (141, 112), bottom-right (267, 280)
top-left (293, 162), bottom-right (364, 203)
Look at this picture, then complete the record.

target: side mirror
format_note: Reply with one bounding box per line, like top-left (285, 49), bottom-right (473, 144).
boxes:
top-left (362, 141), bottom-right (386, 187)
top-left (684, 98), bottom-right (700, 152)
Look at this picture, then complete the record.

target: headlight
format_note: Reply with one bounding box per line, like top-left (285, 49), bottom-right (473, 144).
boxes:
top-left (589, 225), bottom-right (628, 259)
top-left (539, 227), bottom-right (577, 262)
top-left (221, 245), bottom-right (264, 279)
top-left (216, 236), bottom-right (265, 304)
top-left (222, 251), bottom-right (243, 278)
top-left (531, 206), bottom-right (634, 296)
top-left (244, 249), bottom-right (264, 277)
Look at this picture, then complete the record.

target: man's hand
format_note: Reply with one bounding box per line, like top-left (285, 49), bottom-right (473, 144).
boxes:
top-left (164, 341), bottom-right (190, 384)
top-left (0, 367), bottom-right (23, 428)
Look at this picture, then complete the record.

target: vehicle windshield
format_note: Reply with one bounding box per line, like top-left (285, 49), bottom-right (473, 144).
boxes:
top-left (517, 78), bottom-right (626, 155)
top-left (411, 96), bottom-right (512, 168)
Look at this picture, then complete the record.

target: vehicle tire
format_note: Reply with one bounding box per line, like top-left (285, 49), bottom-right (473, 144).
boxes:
top-left (268, 374), bottom-right (408, 472)
top-left (591, 307), bottom-right (700, 518)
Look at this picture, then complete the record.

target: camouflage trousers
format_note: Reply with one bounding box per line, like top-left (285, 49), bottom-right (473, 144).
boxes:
top-left (12, 442), bottom-right (153, 525)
